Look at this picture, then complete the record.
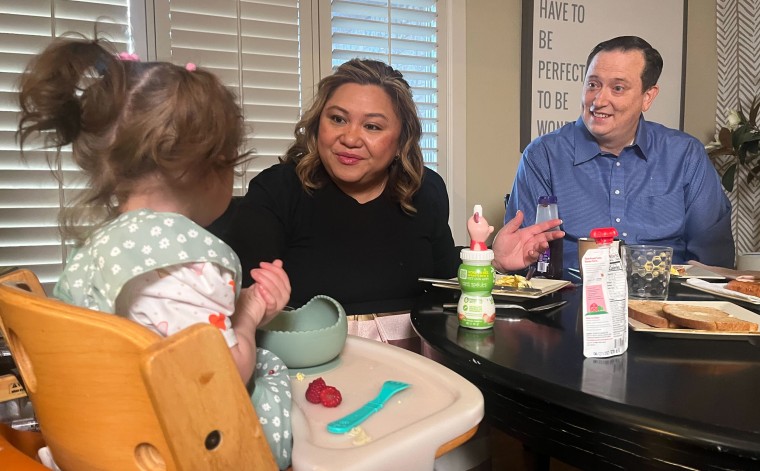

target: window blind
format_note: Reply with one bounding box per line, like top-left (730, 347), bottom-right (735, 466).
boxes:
top-left (0, 0), bottom-right (131, 290)
top-left (0, 0), bottom-right (445, 290)
top-left (330, 0), bottom-right (438, 171)
top-left (156, 0), bottom-right (302, 194)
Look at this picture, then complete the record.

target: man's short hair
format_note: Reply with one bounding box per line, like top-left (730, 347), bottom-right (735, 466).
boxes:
top-left (585, 36), bottom-right (663, 91)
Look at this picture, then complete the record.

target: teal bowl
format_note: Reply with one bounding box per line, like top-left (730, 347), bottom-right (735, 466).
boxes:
top-left (256, 295), bottom-right (348, 369)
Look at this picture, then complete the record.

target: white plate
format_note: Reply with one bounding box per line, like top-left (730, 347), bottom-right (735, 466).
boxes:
top-left (433, 276), bottom-right (571, 299)
top-left (670, 264), bottom-right (725, 280)
top-left (628, 300), bottom-right (760, 341)
top-left (683, 278), bottom-right (760, 305)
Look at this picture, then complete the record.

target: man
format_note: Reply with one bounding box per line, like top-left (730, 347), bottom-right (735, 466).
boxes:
top-left (506, 36), bottom-right (734, 268)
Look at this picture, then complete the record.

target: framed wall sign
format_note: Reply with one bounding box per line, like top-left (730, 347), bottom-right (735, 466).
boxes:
top-left (520, 0), bottom-right (687, 150)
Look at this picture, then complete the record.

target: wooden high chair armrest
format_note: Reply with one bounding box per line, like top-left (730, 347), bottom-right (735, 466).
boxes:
top-left (140, 323), bottom-right (278, 470)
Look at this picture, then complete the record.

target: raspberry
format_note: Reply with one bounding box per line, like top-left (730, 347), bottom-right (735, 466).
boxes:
top-left (305, 377), bottom-right (327, 404)
top-left (320, 386), bottom-right (342, 407)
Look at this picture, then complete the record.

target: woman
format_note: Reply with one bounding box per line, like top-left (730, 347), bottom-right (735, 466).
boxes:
top-left (215, 59), bottom-right (562, 348)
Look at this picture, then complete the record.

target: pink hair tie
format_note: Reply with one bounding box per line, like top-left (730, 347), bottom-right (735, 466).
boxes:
top-left (117, 52), bottom-right (140, 62)
top-left (185, 62), bottom-right (196, 71)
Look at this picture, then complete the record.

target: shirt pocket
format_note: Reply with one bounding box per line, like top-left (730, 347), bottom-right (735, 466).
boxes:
top-left (630, 189), bottom-right (685, 240)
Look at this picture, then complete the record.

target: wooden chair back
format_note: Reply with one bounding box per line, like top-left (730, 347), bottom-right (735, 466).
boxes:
top-left (0, 267), bottom-right (45, 296)
top-left (0, 269), bottom-right (277, 470)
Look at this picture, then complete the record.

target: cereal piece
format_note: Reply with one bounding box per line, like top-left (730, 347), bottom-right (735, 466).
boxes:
top-left (295, 372), bottom-right (305, 382)
top-left (348, 426), bottom-right (372, 445)
top-left (352, 434), bottom-right (372, 445)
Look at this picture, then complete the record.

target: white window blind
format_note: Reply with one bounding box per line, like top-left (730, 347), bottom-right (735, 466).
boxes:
top-left (330, 0), bottom-right (439, 171)
top-left (154, 0), bottom-right (303, 194)
top-left (0, 0), bottom-right (446, 290)
top-left (0, 1), bottom-right (131, 289)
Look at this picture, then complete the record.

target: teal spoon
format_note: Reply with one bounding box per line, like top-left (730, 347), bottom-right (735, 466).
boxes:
top-left (326, 380), bottom-right (411, 434)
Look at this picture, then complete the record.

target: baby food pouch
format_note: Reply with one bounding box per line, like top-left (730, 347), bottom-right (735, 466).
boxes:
top-left (582, 227), bottom-right (628, 358)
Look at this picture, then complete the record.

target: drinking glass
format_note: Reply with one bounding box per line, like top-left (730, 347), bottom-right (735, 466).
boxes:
top-left (622, 245), bottom-right (673, 300)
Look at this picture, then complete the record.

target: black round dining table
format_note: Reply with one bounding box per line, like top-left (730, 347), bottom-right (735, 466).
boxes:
top-left (411, 274), bottom-right (760, 470)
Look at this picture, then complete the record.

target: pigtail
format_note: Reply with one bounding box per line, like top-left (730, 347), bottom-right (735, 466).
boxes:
top-left (17, 36), bottom-right (127, 244)
top-left (18, 33), bottom-right (251, 246)
top-left (17, 36), bottom-right (120, 154)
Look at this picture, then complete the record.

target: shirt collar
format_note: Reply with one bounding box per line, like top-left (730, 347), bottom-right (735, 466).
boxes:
top-left (573, 115), bottom-right (649, 165)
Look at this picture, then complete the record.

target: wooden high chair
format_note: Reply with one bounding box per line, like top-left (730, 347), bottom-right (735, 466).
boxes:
top-left (0, 268), bottom-right (278, 470)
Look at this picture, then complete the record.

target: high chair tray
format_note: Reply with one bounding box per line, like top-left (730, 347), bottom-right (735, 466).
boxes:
top-left (289, 335), bottom-right (484, 471)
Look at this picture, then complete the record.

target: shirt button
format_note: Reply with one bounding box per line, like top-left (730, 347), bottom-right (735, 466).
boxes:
top-left (615, 218), bottom-right (621, 223)
top-left (616, 162), bottom-right (621, 167)
top-left (614, 189), bottom-right (620, 195)
top-left (622, 232), bottom-right (628, 237)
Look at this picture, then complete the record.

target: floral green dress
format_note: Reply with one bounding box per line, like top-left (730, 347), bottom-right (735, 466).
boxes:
top-left (55, 209), bottom-right (292, 469)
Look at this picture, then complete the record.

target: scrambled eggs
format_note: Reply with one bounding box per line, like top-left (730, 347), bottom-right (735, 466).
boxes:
top-left (494, 274), bottom-right (531, 288)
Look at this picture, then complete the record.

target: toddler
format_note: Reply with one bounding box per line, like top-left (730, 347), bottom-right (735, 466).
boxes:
top-left (17, 35), bottom-right (293, 469)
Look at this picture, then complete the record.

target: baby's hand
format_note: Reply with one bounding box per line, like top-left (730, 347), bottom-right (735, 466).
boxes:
top-left (236, 286), bottom-right (268, 327)
top-left (249, 259), bottom-right (291, 325)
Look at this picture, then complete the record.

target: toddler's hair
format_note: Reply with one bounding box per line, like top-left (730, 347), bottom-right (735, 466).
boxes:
top-left (17, 34), bottom-right (251, 244)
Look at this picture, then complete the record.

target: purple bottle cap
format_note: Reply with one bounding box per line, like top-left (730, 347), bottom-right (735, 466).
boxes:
top-left (538, 195), bottom-right (558, 205)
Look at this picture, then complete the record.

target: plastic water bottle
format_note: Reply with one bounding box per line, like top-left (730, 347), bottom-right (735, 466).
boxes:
top-left (535, 195), bottom-right (563, 279)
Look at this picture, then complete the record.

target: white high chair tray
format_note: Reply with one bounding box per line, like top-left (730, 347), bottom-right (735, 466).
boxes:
top-left (290, 335), bottom-right (484, 471)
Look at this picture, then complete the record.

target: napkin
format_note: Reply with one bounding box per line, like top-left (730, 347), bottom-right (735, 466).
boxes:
top-left (687, 260), bottom-right (760, 281)
top-left (685, 278), bottom-right (760, 304)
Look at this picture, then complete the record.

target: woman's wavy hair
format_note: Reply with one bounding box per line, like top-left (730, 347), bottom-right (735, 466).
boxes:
top-left (283, 58), bottom-right (424, 214)
top-left (17, 34), bottom-right (251, 245)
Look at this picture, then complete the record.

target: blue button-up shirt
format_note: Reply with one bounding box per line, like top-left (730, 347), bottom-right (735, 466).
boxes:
top-left (506, 116), bottom-right (735, 269)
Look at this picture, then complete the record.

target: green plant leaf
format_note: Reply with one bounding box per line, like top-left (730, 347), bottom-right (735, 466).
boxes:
top-left (737, 131), bottom-right (760, 145)
top-left (747, 140), bottom-right (760, 159)
top-left (738, 138), bottom-right (760, 165)
top-left (722, 164), bottom-right (737, 192)
top-left (732, 124), bottom-right (750, 151)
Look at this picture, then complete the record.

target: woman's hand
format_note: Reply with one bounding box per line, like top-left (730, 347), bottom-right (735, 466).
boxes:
top-left (492, 210), bottom-right (564, 272)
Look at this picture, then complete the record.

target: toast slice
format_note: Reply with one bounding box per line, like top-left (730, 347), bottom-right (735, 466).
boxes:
top-left (726, 279), bottom-right (760, 297)
top-left (662, 304), bottom-right (759, 332)
top-left (628, 300), bottom-right (679, 328)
